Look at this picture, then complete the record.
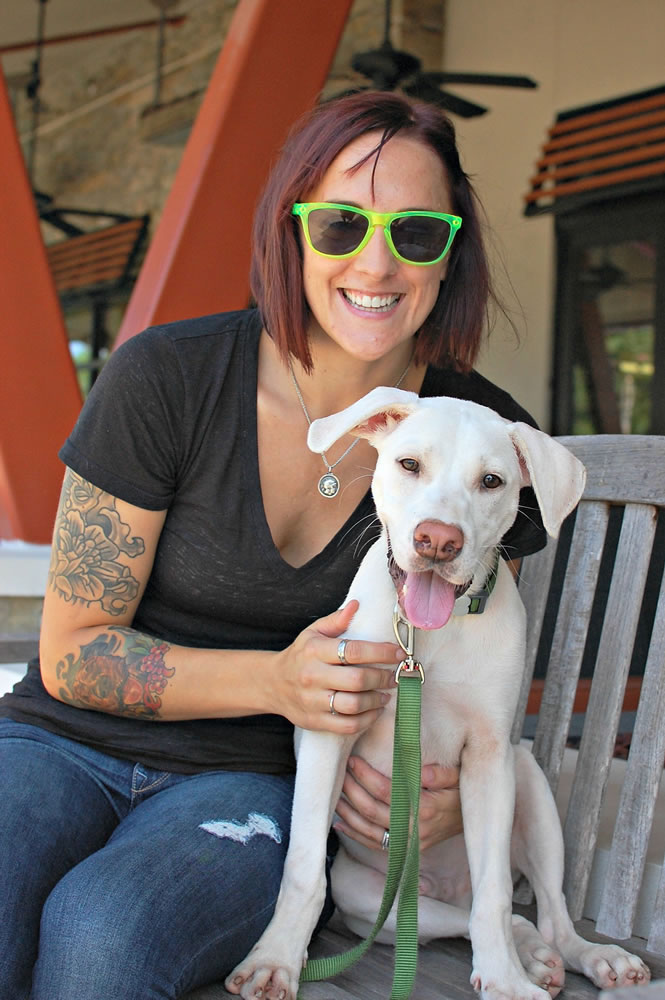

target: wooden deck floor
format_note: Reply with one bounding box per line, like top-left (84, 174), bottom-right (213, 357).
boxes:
top-left (187, 909), bottom-right (665, 1000)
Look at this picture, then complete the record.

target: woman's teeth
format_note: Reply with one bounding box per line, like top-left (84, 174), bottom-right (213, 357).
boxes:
top-left (343, 290), bottom-right (400, 311)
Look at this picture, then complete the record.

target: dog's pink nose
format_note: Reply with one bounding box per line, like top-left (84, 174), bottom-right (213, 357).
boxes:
top-left (413, 521), bottom-right (464, 562)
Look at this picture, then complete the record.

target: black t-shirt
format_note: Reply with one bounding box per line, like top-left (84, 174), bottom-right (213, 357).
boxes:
top-left (0, 309), bottom-right (546, 773)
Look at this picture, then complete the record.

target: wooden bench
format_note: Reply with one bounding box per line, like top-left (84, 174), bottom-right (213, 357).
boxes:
top-left (513, 435), bottom-right (665, 947)
top-left (46, 215), bottom-right (149, 302)
top-left (43, 212), bottom-right (149, 389)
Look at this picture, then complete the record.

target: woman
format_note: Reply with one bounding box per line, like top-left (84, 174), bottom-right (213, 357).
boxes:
top-left (0, 91), bottom-right (545, 999)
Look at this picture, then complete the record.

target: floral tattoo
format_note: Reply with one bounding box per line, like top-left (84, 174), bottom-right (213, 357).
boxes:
top-left (56, 628), bottom-right (173, 718)
top-left (49, 470), bottom-right (145, 616)
top-left (48, 471), bottom-right (173, 717)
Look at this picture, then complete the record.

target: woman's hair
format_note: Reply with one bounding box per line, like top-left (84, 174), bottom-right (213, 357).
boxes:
top-left (251, 90), bottom-right (491, 373)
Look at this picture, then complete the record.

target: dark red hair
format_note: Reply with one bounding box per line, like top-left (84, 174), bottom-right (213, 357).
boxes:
top-left (251, 91), bottom-right (491, 373)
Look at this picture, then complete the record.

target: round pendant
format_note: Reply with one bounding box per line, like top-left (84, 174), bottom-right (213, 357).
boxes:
top-left (318, 472), bottom-right (340, 498)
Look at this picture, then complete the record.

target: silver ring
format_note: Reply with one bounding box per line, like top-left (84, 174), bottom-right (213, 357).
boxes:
top-left (381, 829), bottom-right (390, 851)
top-left (337, 638), bottom-right (349, 664)
top-left (329, 691), bottom-right (338, 715)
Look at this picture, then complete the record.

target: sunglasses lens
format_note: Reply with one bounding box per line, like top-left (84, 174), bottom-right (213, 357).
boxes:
top-left (390, 215), bottom-right (453, 263)
top-left (306, 208), bottom-right (369, 256)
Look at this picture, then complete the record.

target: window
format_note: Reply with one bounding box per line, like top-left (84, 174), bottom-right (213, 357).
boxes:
top-left (552, 194), bottom-right (665, 434)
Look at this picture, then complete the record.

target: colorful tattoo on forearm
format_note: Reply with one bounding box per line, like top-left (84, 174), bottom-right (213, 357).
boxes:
top-left (56, 627), bottom-right (174, 718)
top-left (48, 470), bottom-right (145, 616)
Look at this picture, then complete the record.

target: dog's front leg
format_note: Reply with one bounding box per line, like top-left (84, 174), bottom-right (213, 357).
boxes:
top-left (462, 737), bottom-right (550, 1000)
top-left (226, 730), bottom-right (354, 1000)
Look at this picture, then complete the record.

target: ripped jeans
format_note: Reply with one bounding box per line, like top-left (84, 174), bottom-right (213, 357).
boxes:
top-left (0, 719), bottom-right (335, 1000)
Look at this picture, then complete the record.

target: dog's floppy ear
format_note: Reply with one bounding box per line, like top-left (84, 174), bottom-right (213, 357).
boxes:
top-left (508, 423), bottom-right (587, 538)
top-left (307, 387), bottom-right (419, 454)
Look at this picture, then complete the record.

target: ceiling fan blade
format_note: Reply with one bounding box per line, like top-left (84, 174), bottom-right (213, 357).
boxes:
top-left (405, 81), bottom-right (487, 117)
top-left (326, 86), bottom-right (373, 102)
top-left (423, 71), bottom-right (538, 89)
top-left (433, 90), bottom-right (488, 117)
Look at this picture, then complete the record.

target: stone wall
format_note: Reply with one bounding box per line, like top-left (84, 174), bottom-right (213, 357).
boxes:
top-left (10, 0), bottom-right (444, 240)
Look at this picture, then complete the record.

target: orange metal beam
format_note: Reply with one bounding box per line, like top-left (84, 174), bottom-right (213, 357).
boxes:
top-left (116, 0), bottom-right (354, 346)
top-left (0, 67), bottom-right (82, 543)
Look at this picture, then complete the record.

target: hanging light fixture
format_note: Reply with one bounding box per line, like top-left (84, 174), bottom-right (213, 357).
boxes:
top-left (26, 0), bottom-right (48, 181)
top-left (149, 0), bottom-right (180, 106)
top-left (140, 0), bottom-right (205, 145)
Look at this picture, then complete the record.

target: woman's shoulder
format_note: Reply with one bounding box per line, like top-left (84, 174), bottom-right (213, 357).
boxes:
top-left (59, 309), bottom-right (262, 510)
top-left (103, 308), bottom-right (262, 400)
top-left (421, 364), bottom-right (538, 428)
top-left (114, 307), bottom-right (261, 360)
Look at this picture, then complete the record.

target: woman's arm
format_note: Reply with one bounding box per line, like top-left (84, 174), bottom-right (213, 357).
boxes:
top-left (40, 469), bottom-right (400, 732)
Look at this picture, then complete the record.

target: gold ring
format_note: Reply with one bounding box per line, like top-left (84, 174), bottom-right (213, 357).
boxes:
top-left (329, 691), bottom-right (338, 715)
top-left (337, 638), bottom-right (349, 664)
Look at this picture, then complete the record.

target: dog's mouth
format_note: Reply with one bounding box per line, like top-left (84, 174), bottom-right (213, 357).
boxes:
top-left (387, 543), bottom-right (470, 631)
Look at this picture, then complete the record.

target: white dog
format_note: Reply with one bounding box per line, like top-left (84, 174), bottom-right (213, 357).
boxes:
top-left (227, 389), bottom-right (650, 1000)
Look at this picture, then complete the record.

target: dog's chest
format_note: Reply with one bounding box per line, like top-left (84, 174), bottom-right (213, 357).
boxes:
top-left (352, 604), bottom-right (524, 775)
top-left (353, 687), bottom-right (479, 775)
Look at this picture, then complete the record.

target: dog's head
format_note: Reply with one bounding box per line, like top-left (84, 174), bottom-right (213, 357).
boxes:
top-left (308, 387), bottom-right (586, 630)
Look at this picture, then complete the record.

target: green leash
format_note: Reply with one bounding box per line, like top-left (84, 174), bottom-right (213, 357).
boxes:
top-left (300, 609), bottom-right (424, 999)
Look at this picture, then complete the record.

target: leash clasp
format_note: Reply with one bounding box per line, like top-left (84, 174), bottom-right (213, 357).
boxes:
top-left (395, 656), bottom-right (425, 683)
top-left (392, 604), bottom-right (425, 683)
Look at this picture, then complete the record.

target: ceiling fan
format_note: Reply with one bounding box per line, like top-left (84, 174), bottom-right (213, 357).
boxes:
top-left (346, 0), bottom-right (537, 118)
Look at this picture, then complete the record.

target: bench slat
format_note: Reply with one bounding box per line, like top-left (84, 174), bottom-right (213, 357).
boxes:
top-left (557, 436), bottom-right (665, 506)
top-left (511, 538), bottom-right (557, 744)
top-left (532, 502), bottom-right (608, 792)
top-left (649, 860), bottom-right (665, 953)
top-left (597, 559), bottom-right (665, 938)
top-left (562, 503), bottom-right (657, 919)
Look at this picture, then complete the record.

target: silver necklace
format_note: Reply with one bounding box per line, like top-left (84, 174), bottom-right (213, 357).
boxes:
top-left (288, 355), bottom-right (412, 498)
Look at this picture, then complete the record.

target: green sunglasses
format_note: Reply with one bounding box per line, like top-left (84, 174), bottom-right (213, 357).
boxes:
top-left (292, 202), bottom-right (462, 266)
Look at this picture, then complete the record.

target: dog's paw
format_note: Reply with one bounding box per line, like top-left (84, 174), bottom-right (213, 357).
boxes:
top-left (575, 944), bottom-right (650, 990)
top-left (225, 956), bottom-right (302, 1000)
top-left (512, 919), bottom-right (565, 998)
top-left (470, 966), bottom-right (552, 1000)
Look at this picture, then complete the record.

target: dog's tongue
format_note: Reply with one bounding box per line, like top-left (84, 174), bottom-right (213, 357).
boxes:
top-left (403, 571), bottom-right (456, 630)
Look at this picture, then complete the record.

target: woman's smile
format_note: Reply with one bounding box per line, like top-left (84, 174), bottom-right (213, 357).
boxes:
top-left (340, 289), bottom-right (403, 314)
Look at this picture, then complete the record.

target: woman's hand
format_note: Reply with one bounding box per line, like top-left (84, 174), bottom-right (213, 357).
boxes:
top-left (334, 756), bottom-right (462, 852)
top-left (271, 600), bottom-right (401, 734)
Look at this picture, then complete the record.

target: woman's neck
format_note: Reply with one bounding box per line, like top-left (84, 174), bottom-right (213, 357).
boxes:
top-left (261, 333), bottom-right (425, 419)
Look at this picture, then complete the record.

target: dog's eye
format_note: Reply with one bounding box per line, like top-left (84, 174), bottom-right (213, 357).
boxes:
top-left (482, 473), bottom-right (503, 490)
top-left (399, 458), bottom-right (420, 473)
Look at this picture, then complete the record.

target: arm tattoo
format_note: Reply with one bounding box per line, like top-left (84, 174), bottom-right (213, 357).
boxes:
top-left (49, 470), bottom-right (145, 616)
top-left (48, 473), bottom-right (172, 717)
top-left (56, 627), bottom-right (173, 718)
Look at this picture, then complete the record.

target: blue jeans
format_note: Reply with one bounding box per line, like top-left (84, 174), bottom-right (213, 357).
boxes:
top-left (0, 718), bottom-right (334, 999)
